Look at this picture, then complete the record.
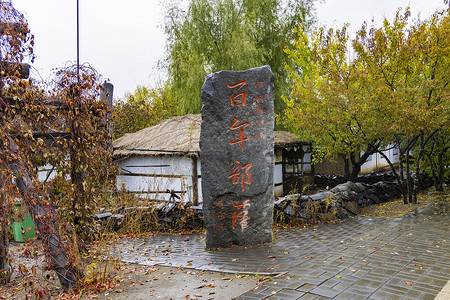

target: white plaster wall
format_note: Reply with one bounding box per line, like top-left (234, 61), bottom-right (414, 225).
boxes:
top-left (274, 163), bottom-right (284, 197)
top-left (117, 155), bottom-right (201, 203)
top-left (37, 164), bottom-right (57, 182)
top-left (360, 146), bottom-right (399, 174)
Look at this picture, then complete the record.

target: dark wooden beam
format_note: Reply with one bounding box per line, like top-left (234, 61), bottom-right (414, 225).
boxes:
top-left (118, 172), bottom-right (184, 179)
top-left (8, 131), bottom-right (72, 142)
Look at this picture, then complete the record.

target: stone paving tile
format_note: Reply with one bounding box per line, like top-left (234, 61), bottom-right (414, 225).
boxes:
top-left (115, 199), bottom-right (449, 299)
top-left (334, 291), bottom-right (356, 299)
top-left (369, 289), bottom-right (390, 299)
top-left (296, 283), bottom-right (318, 292)
top-left (309, 286), bottom-right (341, 298)
top-left (349, 295), bottom-right (370, 300)
top-left (318, 278), bottom-right (340, 288)
top-left (313, 296), bottom-right (332, 300)
top-left (332, 281), bottom-right (352, 292)
top-left (296, 294), bottom-right (320, 300)
top-left (272, 288), bottom-right (305, 299)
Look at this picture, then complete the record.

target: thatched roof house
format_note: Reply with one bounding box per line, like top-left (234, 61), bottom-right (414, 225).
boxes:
top-left (113, 114), bottom-right (311, 203)
top-left (114, 114), bottom-right (201, 159)
top-left (114, 114), bottom-right (302, 158)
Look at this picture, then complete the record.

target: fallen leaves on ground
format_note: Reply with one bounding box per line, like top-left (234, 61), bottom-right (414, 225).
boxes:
top-left (360, 190), bottom-right (440, 219)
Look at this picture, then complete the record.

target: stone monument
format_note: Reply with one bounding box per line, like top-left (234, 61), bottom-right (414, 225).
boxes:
top-left (200, 65), bottom-right (275, 249)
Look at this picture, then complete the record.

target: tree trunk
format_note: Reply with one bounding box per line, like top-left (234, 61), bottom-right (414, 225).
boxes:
top-left (412, 130), bottom-right (441, 201)
top-left (399, 151), bottom-right (408, 204)
top-left (377, 149), bottom-right (406, 202)
top-left (0, 193), bottom-right (11, 285)
top-left (434, 144), bottom-right (448, 192)
top-left (405, 149), bottom-right (413, 204)
top-left (412, 136), bottom-right (425, 204)
top-left (341, 154), bottom-right (352, 181)
top-left (6, 137), bottom-right (80, 291)
top-left (344, 144), bottom-right (378, 182)
top-left (436, 148), bottom-right (445, 191)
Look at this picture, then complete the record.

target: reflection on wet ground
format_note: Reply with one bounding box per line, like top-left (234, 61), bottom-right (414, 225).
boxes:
top-left (117, 197), bottom-right (450, 299)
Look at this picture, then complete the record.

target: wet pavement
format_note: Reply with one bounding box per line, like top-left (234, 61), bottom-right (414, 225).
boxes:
top-left (116, 199), bottom-right (450, 299)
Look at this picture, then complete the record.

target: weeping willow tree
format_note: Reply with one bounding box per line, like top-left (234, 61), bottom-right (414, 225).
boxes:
top-left (163, 0), bottom-right (316, 123)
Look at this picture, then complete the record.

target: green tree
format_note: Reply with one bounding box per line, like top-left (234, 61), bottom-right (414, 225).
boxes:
top-left (353, 8), bottom-right (450, 203)
top-left (283, 7), bottom-right (449, 202)
top-left (282, 25), bottom-right (391, 181)
top-left (113, 83), bottom-right (178, 139)
top-left (421, 132), bottom-right (449, 191)
top-left (163, 0), bottom-right (316, 122)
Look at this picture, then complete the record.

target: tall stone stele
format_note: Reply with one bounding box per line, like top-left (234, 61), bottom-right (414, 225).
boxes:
top-left (200, 65), bottom-right (275, 249)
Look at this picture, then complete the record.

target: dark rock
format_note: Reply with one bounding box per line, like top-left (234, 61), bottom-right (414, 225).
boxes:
top-left (347, 191), bottom-right (359, 202)
top-left (332, 184), bottom-right (349, 193)
top-left (355, 182), bottom-right (366, 192)
top-left (318, 212), bottom-right (335, 222)
top-left (336, 208), bottom-right (348, 219)
top-left (274, 198), bottom-right (286, 210)
top-left (309, 191), bottom-right (334, 201)
top-left (200, 65), bottom-right (275, 248)
top-left (369, 193), bottom-right (381, 204)
top-left (314, 174), bottom-right (347, 189)
top-left (345, 181), bottom-right (361, 193)
top-left (298, 209), bottom-right (312, 219)
top-left (342, 200), bottom-right (359, 215)
top-left (283, 205), bottom-right (294, 216)
top-left (335, 191), bottom-right (349, 201)
top-left (330, 187), bottom-right (340, 193)
top-left (300, 200), bottom-right (308, 208)
top-left (360, 189), bottom-right (374, 199)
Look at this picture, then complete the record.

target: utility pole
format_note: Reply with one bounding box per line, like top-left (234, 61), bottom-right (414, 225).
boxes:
top-left (77, 0), bottom-right (80, 82)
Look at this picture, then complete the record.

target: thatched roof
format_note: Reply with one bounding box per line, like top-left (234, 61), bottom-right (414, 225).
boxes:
top-left (274, 130), bottom-right (306, 147)
top-left (113, 114), bottom-right (305, 159)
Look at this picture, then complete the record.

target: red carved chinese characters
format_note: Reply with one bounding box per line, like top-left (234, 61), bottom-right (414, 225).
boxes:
top-left (228, 160), bottom-right (252, 192)
top-left (229, 117), bottom-right (251, 151)
top-left (255, 80), bottom-right (265, 140)
top-left (227, 80), bottom-right (247, 106)
top-left (232, 199), bottom-right (251, 229)
top-left (215, 198), bottom-right (224, 209)
top-left (211, 199), bottom-right (226, 236)
top-left (223, 78), bottom-right (267, 232)
top-left (255, 106), bottom-right (263, 114)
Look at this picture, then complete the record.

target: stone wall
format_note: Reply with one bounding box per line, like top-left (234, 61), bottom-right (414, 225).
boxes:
top-left (274, 180), bottom-right (404, 224)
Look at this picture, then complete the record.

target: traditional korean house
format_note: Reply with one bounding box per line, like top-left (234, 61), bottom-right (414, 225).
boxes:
top-left (113, 114), bottom-right (312, 204)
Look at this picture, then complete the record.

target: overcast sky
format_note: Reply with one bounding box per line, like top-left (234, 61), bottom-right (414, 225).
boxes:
top-left (12, 0), bottom-right (446, 100)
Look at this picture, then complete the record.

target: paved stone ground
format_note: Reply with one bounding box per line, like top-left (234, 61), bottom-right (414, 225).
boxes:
top-left (116, 200), bottom-right (449, 299)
